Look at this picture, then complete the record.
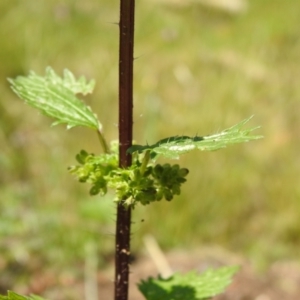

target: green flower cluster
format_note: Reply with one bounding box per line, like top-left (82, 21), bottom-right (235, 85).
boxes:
top-left (68, 150), bottom-right (189, 207)
top-left (68, 149), bottom-right (119, 196)
top-left (112, 163), bottom-right (189, 207)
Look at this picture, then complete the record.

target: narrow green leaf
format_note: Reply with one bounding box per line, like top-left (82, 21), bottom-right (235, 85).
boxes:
top-left (138, 266), bottom-right (239, 300)
top-left (8, 67), bottom-right (101, 130)
top-left (128, 116), bottom-right (263, 160)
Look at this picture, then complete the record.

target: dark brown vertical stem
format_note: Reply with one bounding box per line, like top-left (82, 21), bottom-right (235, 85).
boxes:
top-left (115, 0), bottom-right (135, 300)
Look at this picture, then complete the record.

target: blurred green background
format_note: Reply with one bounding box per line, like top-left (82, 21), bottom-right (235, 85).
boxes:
top-left (1, 0), bottom-right (300, 296)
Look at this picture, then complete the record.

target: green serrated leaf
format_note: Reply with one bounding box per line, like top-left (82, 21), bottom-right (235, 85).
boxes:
top-left (29, 296), bottom-right (46, 300)
top-left (8, 67), bottom-right (101, 131)
top-left (0, 291), bottom-right (46, 300)
top-left (138, 266), bottom-right (239, 300)
top-left (128, 116), bottom-right (263, 160)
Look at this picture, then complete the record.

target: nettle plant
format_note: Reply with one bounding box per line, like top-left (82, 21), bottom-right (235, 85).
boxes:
top-left (3, 1), bottom-right (262, 300)
top-left (4, 71), bottom-right (261, 300)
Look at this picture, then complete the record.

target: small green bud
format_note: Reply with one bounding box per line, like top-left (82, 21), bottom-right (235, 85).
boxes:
top-left (155, 189), bottom-right (164, 201)
top-left (79, 176), bottom-right (88, 183)
top-left (162, 163), bottom-right (171, 170)
top-left (90, 185), bottom-right (100, 195)
top-left (171, 184), bottom-right (181, 195)
top-left (171, 164), bottom-right (180, 171)
top-left (178, 168), bottom-right (189, 177)
top-left (99, 185), bottom-right (107, 196)
top-left (153, 164), bottom-right (164, 177)
top-left (143, 166), bottom-right (153, 177)
top-left (164, 189), bottom-right (173, 201)
top-left (176, 177), bottom-right (187, 184)
top-left (75, 149), bottom-right (89, 164)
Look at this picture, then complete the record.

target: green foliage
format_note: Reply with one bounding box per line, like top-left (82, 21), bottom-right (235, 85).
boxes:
top-left (69, 148), bottom-right (189, 207)
top-left (2, 3), bottom-right (300, 281)
top-left (6, 66), bottom-right (260, 299)
top-left (2, 1), bottom-right (300, 298)
top-left (69, 148), bottom-right (119, 196)
top-left (8, 67), bottom-right (261, 211)
top-left (128, 116), bottom-right (262, 160)
top-left (8, 66), bottom-right (260, 209)
top-left (8, 68), bottom-right (261, 208)
top-left (8, 67), bottom-right (100, 130)
top-left (138, 266), bottom-right (239, 300)
top-left (0, 291), bottom-right (46, 300)
top-left (1, 266), bottom-right (238, 300)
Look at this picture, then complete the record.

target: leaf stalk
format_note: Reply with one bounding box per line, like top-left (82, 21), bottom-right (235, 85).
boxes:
top-left (97, 128), bottom-right (110, 154)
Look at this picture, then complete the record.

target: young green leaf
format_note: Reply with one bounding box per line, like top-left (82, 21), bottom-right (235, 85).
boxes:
top-left (128, 116), bottom-right (262, 160)
top-left (8, 67), bottom-right (101, 130)
top-left (138, 266), bottom-right (239, 300)
top-left (0, 291), bottom-right (47, 300)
